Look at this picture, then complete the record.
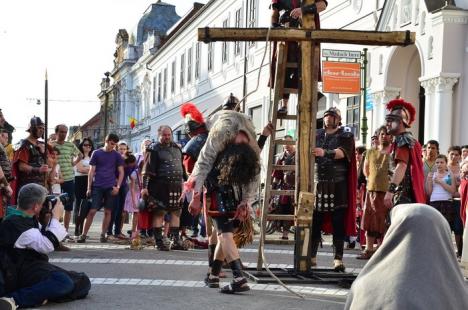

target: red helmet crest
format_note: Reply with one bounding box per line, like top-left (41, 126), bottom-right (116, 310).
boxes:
top-left (180, 102), bottom-right (204, 124)
top-left (386, 99), bottom-right (416, 127)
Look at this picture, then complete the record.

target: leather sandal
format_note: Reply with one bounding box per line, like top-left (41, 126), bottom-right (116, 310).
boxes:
top-left (333, 259), bottom-right (346, 272)
top-left (204, 274), bottom-right (220, 288)
top-left (220, 278), bottom-right (250, 294)
top-left (310, 257), bottom-right (317, 267)
top-left (356, 249), bottom-right (375, 260)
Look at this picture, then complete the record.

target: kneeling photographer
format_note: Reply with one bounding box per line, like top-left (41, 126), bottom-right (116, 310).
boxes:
top-left (0, 184), bottom-right (91, 309)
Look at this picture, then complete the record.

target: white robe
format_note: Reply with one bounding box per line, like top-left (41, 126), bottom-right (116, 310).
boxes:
top-left (345, 203), bottom-right (468, 310)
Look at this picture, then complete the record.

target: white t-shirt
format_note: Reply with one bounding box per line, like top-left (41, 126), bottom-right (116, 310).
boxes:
top-left (75, 157), bottom-right (90, 177)
top-left (430, 172), bottom-right (453, 202)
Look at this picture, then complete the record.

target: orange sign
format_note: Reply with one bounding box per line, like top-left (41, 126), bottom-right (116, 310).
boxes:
top-left (322, 61), bottom-right (361, 94)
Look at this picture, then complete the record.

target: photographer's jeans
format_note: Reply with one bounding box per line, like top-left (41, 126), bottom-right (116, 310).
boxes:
top-left (9, 271), bottom-right (74, 308)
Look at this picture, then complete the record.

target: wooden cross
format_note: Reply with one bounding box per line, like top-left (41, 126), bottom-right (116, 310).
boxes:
top-left (199, 0), bottom-right (415, 273)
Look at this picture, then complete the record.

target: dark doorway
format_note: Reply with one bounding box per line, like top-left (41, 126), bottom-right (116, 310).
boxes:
top-left (418, 86), bottom-right (425, 143)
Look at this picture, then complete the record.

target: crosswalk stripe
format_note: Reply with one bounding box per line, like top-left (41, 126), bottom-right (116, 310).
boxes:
top-left (88, 277), bottom-right (349, 298)
top-left (65, 244), bottom-right (357, 258)
top-left (49, 258), bottom-right (363, 274)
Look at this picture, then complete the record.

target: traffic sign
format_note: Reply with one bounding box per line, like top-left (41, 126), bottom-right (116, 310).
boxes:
top-left (322, 49), bottom-right (361, 59)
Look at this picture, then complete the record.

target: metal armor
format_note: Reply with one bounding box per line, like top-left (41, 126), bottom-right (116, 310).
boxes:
top-left (182, 132), bottom-right (208, 161)
top-left (315, 128), bottom-right (354, 211)
top-left (147, 142), bottom-right (183, 184)
top-left (391, 132), bottom-right (417, 205)
top-left (17, 140), bottom-right (46, 188)
top-left (0, 144), bottom-right (12, 182)
top-left (143, 142), bottom-right (184, 212)
top-left (205, 160), bottom-right (241, 216)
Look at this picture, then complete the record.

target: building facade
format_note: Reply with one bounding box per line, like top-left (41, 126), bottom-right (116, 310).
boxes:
top-left (103, 0), bottom-right (468, 153)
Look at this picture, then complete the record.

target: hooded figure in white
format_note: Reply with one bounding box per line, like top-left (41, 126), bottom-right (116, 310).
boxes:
top-left (345, 203), bottom-right (468, 310)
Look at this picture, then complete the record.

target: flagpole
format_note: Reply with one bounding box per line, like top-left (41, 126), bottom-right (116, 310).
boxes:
top-left (45, 69), bottom-right (48, 141)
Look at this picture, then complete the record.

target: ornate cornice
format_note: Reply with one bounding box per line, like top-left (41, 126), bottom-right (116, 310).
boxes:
top-left (372, 86), bottom-right (401, 104)
top-left (432, 10), bottom-right (468, 27)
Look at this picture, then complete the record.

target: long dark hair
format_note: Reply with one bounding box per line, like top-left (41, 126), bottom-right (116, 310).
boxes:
top-left (78, 137), bottom-right (95, 157)
top-left (216, 143), bottom-right (260, 186)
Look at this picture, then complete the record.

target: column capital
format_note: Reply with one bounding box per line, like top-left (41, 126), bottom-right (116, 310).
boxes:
top-left (419, 73), bottom-right (460, 94)
top-left (372, 86), bottom-right (401, 104)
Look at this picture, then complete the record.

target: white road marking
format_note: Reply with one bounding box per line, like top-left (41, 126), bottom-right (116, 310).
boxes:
top-left (88, 277), bottom-right (349, 298)
top-left (66, 244), bottom-right (357, 258)
top-left (49, 257), bottom-right (362, 273)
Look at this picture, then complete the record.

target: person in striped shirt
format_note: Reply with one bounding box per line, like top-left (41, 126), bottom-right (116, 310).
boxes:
top-left (50, 125), bottom-right (82, 236)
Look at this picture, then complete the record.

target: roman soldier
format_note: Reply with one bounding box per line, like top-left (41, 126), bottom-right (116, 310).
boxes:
top-left (179, 102), bottom-right (211, 249)
top-left (11, 117), bottom-right (50, 203)
top-left (311, 107), bottom-right (357, 272)
top-left (180, 103), bottom-right (209, 175)
top-left (383, 99), bottom-right (425, 208)
top-left (140, 125), bottom-right (186, 251)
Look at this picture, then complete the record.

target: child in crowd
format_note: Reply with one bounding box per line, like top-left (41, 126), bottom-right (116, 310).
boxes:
top-left (427, 154), bottom-right (457, 227)
top-left (123, 154), bottom-right (140, 243)
top-left (448, 146), bottom-right (464, 259)
top-left (48, 147), bottom-right (64, 195)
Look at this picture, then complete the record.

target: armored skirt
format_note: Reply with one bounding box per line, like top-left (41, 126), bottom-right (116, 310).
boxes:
top-left (148, 180), bottom-right (183, 214)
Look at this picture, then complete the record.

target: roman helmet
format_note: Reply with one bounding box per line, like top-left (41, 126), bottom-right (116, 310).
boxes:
top-left (385, 98), bottom-right (416, 128)
top-left (180, 102), bottom-right (205, 135)
top-left (26, 116), bottom-right (45, 138)
top-left (222, 93), bottom-right (240, 111)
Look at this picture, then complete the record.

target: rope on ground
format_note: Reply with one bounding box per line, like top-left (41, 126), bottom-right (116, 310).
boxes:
top-left (258, 218), bottom-right (305, 299)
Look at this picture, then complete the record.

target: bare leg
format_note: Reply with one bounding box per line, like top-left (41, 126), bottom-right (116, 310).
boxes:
top-left (131, 212), bottom-right (139, 238)
top-left (219, 232), bottom-right (240, 263)
top-left (101, 209), bottom-right (112, 235)
top-left (366, 234), bottom-right (376, 251)
top-left (64, 210), bottom-right (72, 231)
top-left (81, 209), bottom-right (97, 236)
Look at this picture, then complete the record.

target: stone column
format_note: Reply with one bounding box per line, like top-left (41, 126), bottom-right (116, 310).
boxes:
top-left (420, 74), bottom-right (460, 151)
top-left (370, 86), bottom-right (401, 134)
top-left (419, 78), bottom-right (435, 143)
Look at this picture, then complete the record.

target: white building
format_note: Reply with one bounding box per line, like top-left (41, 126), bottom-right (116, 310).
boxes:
top-left (105, 0), bottom-right (468, 153)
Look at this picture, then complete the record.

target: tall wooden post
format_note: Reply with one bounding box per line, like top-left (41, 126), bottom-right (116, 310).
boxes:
top-left (294, 0), bottom-right (318, 273)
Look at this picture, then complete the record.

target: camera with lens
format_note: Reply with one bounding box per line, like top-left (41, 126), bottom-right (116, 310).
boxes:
top-left (42, 193), bottom-right (70, 213)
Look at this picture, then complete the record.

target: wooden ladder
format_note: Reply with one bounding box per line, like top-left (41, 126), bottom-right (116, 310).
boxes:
top-left (257, 42), bottom-right (299, 269)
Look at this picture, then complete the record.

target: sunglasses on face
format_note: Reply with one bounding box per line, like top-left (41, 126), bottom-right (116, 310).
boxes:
top-left (83, 144), bottom-right (91, 147)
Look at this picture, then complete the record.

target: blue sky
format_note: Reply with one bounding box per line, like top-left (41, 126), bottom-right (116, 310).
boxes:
top-left (0, 0), bottom-right (206, 142)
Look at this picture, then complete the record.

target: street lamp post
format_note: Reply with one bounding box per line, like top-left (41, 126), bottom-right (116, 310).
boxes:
top-left (44, 70), bottom-right (49, 141)
top-left (103, 72), bottom-right (110, 139)
top-left (361, 48), bottom-right (368, 146)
